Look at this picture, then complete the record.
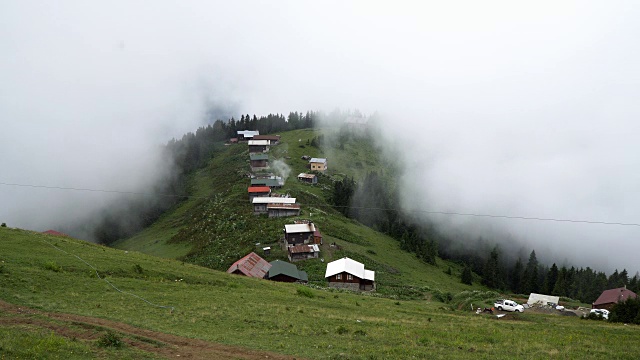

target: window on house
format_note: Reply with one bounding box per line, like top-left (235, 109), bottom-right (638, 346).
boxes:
top-left (347, 274), bottom-right (353, 280)
top-left (336, 274), bottom-right (342, 280)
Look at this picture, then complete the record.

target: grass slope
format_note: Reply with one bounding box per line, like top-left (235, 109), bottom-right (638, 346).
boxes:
top-left (1, 228), bottom-right (639, 359)
top-left (113, 128), bottom-right (478, 296)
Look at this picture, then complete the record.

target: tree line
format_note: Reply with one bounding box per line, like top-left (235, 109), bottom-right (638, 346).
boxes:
top-left (328, 127), bottom-right (640, 304)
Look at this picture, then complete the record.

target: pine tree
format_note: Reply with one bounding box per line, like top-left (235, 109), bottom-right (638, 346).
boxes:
top-left (510, 258), bottom-right (524, 294)
top-left (523, 250), bottom-right (540, 294)
top-left (482, 246), bottom-right (503, 289)
top-left (542, 263), bottom-right (559, 294)
top-left (461, 264), bottom-right (473, 285)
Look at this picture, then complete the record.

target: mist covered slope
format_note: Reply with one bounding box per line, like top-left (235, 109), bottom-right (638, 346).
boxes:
top-left (112, 128), bottom-right (477, 295)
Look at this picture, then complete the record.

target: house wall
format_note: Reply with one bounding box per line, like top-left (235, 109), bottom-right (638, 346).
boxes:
top-left (250, 160), bottom-right (268, 167)
top-left (253, 204), bottom-right (268, 214)
top-left (328, 282), bottom-right (360, 291)
top-left (268, 274), bottom-right (299, 283)
top-left (313, 235), bottom-right (322, 244)
top-left (328, 272), bottom-right (361, 284)
top-left (310, 162), bottom-right (326, 171)
top-left (249, 145), bottom-right (269, 153)
top-left (285, 232), bottom-right (314, 245)
top-left (269, 209), bottom-right (300, 218)
top-left (249, 192), bottom-right (270, 202)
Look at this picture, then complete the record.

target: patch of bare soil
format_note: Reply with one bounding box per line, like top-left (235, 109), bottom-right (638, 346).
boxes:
top-left (0, 300), bottom-right (302, 360)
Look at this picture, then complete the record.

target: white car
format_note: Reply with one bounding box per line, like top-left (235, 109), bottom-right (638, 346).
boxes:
top-left (590, 309), bottom-right (609, 320)
top-left (495, 299), bottom-right (525, 312)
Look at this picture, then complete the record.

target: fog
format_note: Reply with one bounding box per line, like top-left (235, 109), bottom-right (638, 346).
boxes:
top-left (2, 1), bottom-right (639, 272)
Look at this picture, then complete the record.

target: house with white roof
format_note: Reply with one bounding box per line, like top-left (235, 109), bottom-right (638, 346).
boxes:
top-left (252, 197), bottom-right (296, 215)
top-left (325, 257), bottom-right (375, 291)
top-left (248, 139), bottom-right (271, 153)
top-left (283, 223), bottom-right (316, 246)
top-left (237, 130), bottom-right (260, 141)
top-left (309, 158), bottom-right (327, 172)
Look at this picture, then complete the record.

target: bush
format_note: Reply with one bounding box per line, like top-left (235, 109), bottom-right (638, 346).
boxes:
top-left (133, 264), bottom-right (144, 274)
top-left (336, 325), bottom-right (349, 334)
top-left (1, 223), bottom-right (6, 227)
top-left (432, 290), bottom-right (453, 304)
top-left (296, 287), bottom-right (315, 298)
top-left (44, 261), bottom-right (62, 272)
top-left (610, 298), bottom-right (640, 324)
top-left (97, 331), bottom-right (123, 348)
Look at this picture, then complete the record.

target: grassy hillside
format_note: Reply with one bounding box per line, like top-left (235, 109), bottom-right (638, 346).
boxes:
top-left (2, 228), bottom-right (639, 359)
top-left (113, 128), bottom-right (476, 296)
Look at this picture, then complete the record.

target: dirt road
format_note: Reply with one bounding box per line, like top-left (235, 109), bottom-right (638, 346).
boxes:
top-left (0, 300), bottom-right (302, 360)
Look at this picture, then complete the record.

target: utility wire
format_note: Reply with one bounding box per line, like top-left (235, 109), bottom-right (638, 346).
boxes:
top-left (3, 181), bottom-right (640, 227)
top-left (41, 237), bottom-right (175, 312)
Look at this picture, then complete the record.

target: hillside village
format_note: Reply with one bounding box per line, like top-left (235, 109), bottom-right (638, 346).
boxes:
top-left (231, 129), bottom-right (375, 291)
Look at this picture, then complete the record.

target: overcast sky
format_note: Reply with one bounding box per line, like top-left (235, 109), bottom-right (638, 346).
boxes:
top-left (2, 1), bottom-right (639, 273)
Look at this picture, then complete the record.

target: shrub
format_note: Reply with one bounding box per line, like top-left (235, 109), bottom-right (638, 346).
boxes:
top-left (336, 325), bottom-right (349, 334)
top-left (610, 297), bottom-right (640, 324)
top-left (44, 261), bottom-right (62, 272)
top-left (97, 331), bottom-right (123, 348)
top-left (1, 223), bottom-right (6, 227)
top-left (133, 264), bottom-right (144, 274)
top-left (296, 287), bottom-right (315, 298)
top-left (354, 329), bottom-right (367, 336)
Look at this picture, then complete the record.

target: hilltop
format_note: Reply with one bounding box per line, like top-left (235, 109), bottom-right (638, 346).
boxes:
top-left (113, 127), bottom-right (476, 297)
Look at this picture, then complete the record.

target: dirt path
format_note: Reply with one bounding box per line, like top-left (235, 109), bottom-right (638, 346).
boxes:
top-left (0, 300), bottom-right (302, 360)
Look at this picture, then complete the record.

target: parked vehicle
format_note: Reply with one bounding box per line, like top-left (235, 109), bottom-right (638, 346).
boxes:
top-left (590, 309), bottom-right (609, 320)
top-left (494, 299), bottom-right (525, 312)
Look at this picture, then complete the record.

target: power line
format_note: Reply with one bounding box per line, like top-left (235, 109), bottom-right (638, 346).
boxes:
top-left (2, 181), bottom-right (640, 227)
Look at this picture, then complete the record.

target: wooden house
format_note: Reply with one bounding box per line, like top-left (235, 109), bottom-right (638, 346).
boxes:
top-left (251, 176), bottom-right (284, 189)
top-left (325, 257), bottom-right (375, 291)
top-left (226, 252), bottom-right (271, 278)
top-left (248, 186), bottom-right (271, 202)
top-left (237, 130), bottom-right (259, 141)
top-left (248, 139), bottom-right (270, 153)
top-left (284, 223), bottom-right (316, 246)
top-left (592, 287), bottom-right (638, 310)
top-left (267, 203), bottom-right (301, 218)
top-left (253, 134), bottom-right (281, 145)
top-left (297, 173), bottom-right (317, 184)
top-left (252, 197), bottom-right (296, 215)
top-left (288, 244), bottom-right (320, 262)
top-left (309, 158), bottom-right (327, 172)
top-left (250, 153), bottom-right (269, 171)
top-left (267, 260), bottom-right (308, 283)
top-left (313, 229), bottom-right (323, 245)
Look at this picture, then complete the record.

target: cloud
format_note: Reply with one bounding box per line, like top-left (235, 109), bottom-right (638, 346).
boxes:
top-left (1, 1), bottom-right (639, 272)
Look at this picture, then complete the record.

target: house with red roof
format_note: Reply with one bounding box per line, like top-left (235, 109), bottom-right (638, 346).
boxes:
top-left (42, 230), bottom-right (70, 237)
top-left (592, 286), bottom-right (638, 310)
top-left (248, 186), bottom-right (271, 202)
top-left (226, 252), bottom-right (272, 279)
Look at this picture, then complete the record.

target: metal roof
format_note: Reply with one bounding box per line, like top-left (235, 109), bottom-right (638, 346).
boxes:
top-left (268, 260), bottom-right (308, 282)
top-left (252, 197), bottom-right (296, 204)
top-left (237, 130), bottom-right (260, 137)
top-left (288, 244), bottom-right (320, 254)
top-left (226, 252), bottom-right (271, 278)
top-left (248, 140), bottom-right (270, 146)
top-left (297, 173), bottom-right (316, 179)
top-left (284, 223), bottom-right (316, 234)
top-left (253, 135), bottom-right (280, 141)
top-left (248, 186), bottom-right (271, 193)
top-left (324, 257), bottom-right (375, 281)
top-left (593, 287), bottom-right (638, 306)
top-left (309, 158), bottom-right (327, 164)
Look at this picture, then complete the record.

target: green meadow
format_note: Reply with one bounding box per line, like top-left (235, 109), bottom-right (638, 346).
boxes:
top-left (1, 228), bottom-right (639, 359)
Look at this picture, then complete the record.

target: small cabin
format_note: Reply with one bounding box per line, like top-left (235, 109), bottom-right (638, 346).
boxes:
top-left (248, 186), bottom-right (271, 202)
top-left (227, 252), bottom-right (271, 278)
top-left (248, 140), bottom-right (270, 153)
top-left (297, 173), bottom-right (317, 184)
top-left (237, 130), bottom-right (259, 141)
top-left (253, 134), bottom-right (281, 145)
top-left (309, 158), bottom-right (327, 172)
top-left (267, 203), bottom-right (301, 218)
top-left (250, 153), bottom-right (269, 171)
top-left (288, 244), bottom-right (320, 262)
top-left (253, 197), bottom-right (297, 215)
top-left (267, 260), bottom-right (308, 283)
top-left (284, 223), bottom-right (316, 246)
top-left (325, 257), bottom-right (375, 291)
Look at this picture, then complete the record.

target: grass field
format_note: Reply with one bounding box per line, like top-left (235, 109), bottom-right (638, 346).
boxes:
top-left (2, 228), bottom-right (639, 359)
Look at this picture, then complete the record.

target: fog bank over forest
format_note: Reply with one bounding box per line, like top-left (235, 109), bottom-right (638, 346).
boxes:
top-left (2, 1), bottom-right (639, 272)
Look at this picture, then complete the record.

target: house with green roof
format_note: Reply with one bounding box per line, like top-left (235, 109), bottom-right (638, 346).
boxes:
top-left (266, 260), bottom-right (308, 283)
